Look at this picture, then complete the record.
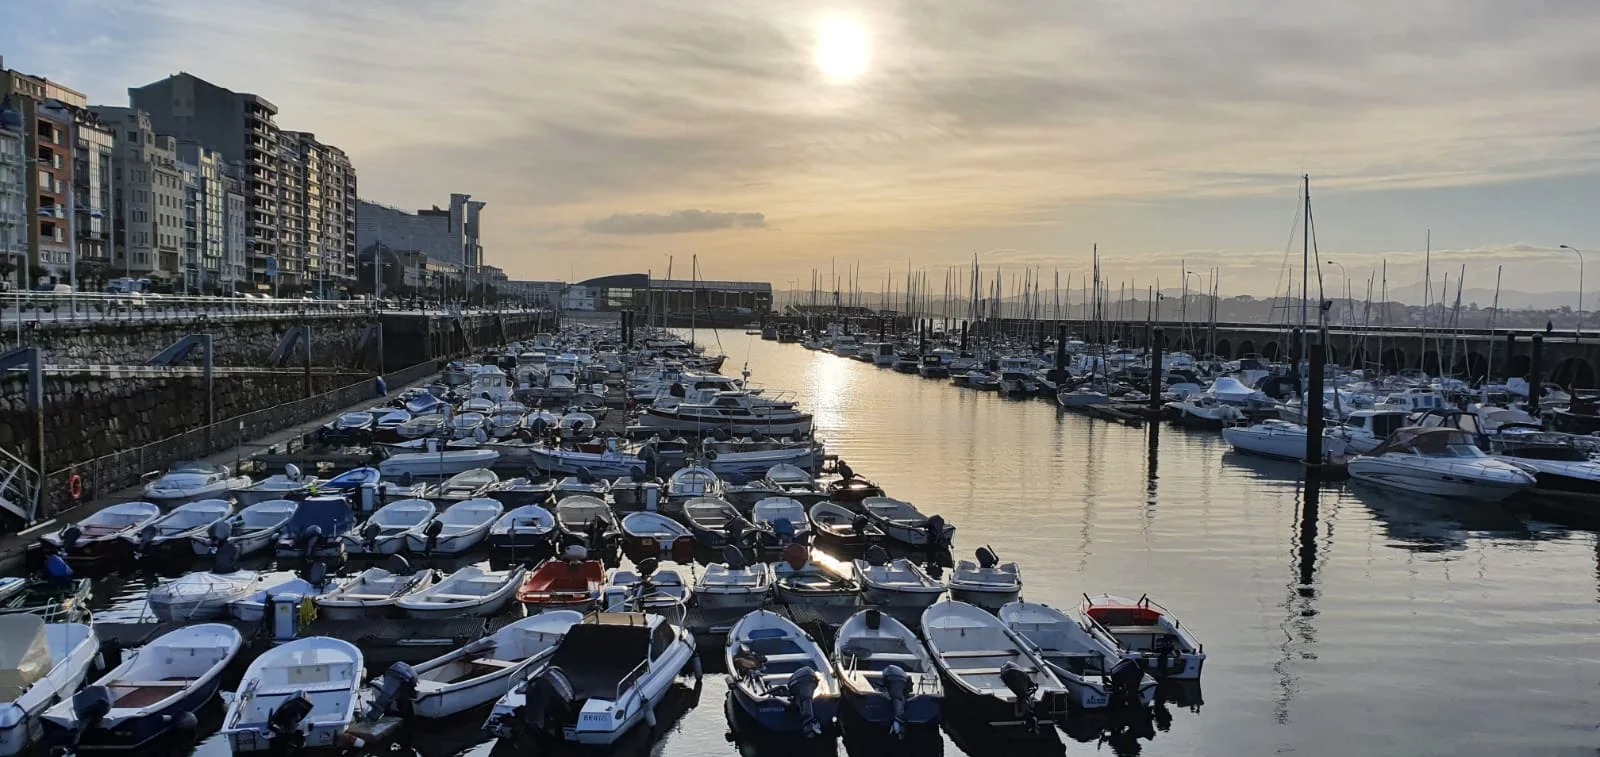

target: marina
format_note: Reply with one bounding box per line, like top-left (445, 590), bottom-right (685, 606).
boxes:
top-left (1, 321), bottom-right (1598, 757)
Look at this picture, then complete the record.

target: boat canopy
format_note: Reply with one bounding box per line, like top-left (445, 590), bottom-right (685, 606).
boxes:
top-left (1368, 428), bottom-right (1484, 457)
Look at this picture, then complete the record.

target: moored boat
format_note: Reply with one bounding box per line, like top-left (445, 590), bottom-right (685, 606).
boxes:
top-left (515, 548), bottom-right (605, 611)
top-left (832, 608), bottom-right (941, 736)
top-left (619, 511), bottom-right (696, 563)
top-left (404, 498), bottom-right (502, 555)
top-left (222, 636), bottom-right (361, 752)
top-left (852, 547), bottom-right (945, 610)
top-left (947, 547), bottom-right (1022, 611)
top-left (860, 497), bottom-right (953, 548)
top-left (396, 565), bottom-right (526, 619)
top-left (344, 498), bottom-right (435, 556)
top-left (0, 617), bottom-right (98, 757)
top-left (1079, 594), bottom-right (1205, 680)
top-left (1000, 600), bottom-right (1157, 709)
top-left (725, 610), bottom-right (839, 737)
top-left (314, 564), bottom-right (437, 622)
top-left (920, 601), bottom-right (1066, 731)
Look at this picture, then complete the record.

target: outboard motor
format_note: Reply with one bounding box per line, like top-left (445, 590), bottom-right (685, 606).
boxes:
top-left (976, 545), bottom-right (1000, 569)
top-left (521, 668), bottom-right (576, 743)
top-left (365, 662), bottom-right (419, 719)
top-left (207, 518), bottom-right (233, 550)
top-left (851, 515), bottom-right (871, 541)
top-left (267, 690), bottom-right (314, 752)
top-left (585, 517), bottom-right (608, 553)
top-left (213, 542), bottom-right (241, 575)
top-left (303, 561), bottom-right (329, 589)
top-left (384, 554), bottom-right (413, 576)
top-left (360, 520), bottom-right (382, 551)
top-left (1106, 658), bottom-right (1147, 709)
top-left (58, 524), bottom-right (82, 553)
top-left (864, 545), bottom-right (890, 568)
top-left (881, 664), bottom-right (909, 738)
top-left (297, 525), bottom-right (324, 562)
top-left (771, 517), bottom-right (796, 546)
top-left (576, 467), bottom-right (595, 485)
top-left (63, 685), bottom-right (113, 746)
top-left (721, 544), bottom-right (746, 570)
top-left (925, 515), bottom-right (948, 548)
top-left (786, 667), bottom-right (823, 737)
top-left (422, 519), bottom-right (445, 554)
top-left (999, 661), bottom-right (1040, 732)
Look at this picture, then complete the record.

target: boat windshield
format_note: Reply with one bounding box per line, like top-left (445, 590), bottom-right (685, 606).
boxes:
top-left (171, 461), bottom-right (220, 474)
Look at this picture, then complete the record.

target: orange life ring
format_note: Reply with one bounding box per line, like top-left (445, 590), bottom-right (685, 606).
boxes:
top-left (67, 474), bottom-right (83, 500)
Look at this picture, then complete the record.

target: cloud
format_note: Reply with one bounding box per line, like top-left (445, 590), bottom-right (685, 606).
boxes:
top-left (583, 210), bottom-right (768, 235)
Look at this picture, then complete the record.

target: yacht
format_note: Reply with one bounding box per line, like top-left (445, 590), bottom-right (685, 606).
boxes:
top-left (1222, 420), bottom-right (1347, 462)
top-left (1334, 409), bottom-right (1412, 454)
top-left (1488, 429), bottom-right (1600, 495)
top-left (640, 390), bottom-right (813, 436)
top-left (1347, 428), bottom-right (1537, 502)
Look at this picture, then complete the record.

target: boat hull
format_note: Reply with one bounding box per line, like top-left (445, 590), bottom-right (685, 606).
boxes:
top-left (728, 685), bottom-right (840, 734)
top-left (639, 411), bottom-right (813, 437)
top-left (44, 673), bottom-right (223, 751)
top-left (838, 687), bottom-right (939, 729)
top-left (947, 587), bottom-right (1019, 612)
top-left (1347, 460), bottom-right (1532, 502)
top-left (861, 584), bottom-right (945, 610)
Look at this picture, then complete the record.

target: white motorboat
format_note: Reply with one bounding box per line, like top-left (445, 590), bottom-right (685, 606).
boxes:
top-left (406, 498), bottom-right (502, 555)
top-left (1334, 409), bottom-right (1412, 453)
top-left (751, 496), bottom-right (811, 544)
top-left (1000, 601), bottom-right (1157, 709)
top-left (1080, 594), bottom-right (1206, 680)
top-left (527, 444), bottom-right (646, 480)
top-left (229, 571), bottom-right (341, 624)
top-left (763, 464), bottom-right (827, 504)
top-left (832, 608), bottom-right (942, 736)
top-left (378, 440), bottom-right (501, 478)
top-left (1490, 430), bottom-right (1600, 494)
top-left (852, 550), bottom-right (945, 610)
top-left (230, 464), bottom-right (315, 505)
top-left (947, 548), bottom-right (1022, 611)
top-left (42, 502), bottom-right (162, 564)
top-left (483, 611), bottom-right (697, 746)
top-left (724, 610), bottom-right (839, 737)
top-left (1057, 387), bottom-right (1111, 407)
top-left (488, 504), bottom-right (558, 555)
top-left (191, 499), bottom-right (296, 557)
top-left (703, 438), bottom-right (819, 480)
top-left (772, 546), bottom-right (859, 608)
top-left (146, 567), bottom-right (264, 622)
top-left (120, 498), bottom-right (232, 552)
top-left (397, 565), bottom-right (526, 619)
top-left (640, 390), bottom-right (813, 436)
top-left (1346, 427), bottom-right (1537, 502)
top-left (1222, 420), bottom-right (1348, 462)
top-left (142, 461), bottom-right (250, 508)
top-left (694, 549), bottom-right (772, 611)
top-left (448, 412), bottom-right (489, 440)
top-left (600, 563), bottom-right (692, 614)
top-left (0, 617), bottom-right (98, 757)
top-left (920, 601), bottom-right (1066, 729)
top-left (1164, 395), bottom-right (1244, 426)
top-left (425, 468), bottom-right (500, 503)
top-left (345, 499), bottom-right (435, 556)
top-left (43, 624), bottom-right (240, 751)
top-left (368, 610), bottom-right (582, 719)
top-left (557, 412), bottom-right (598, 441)
top-left (314, 566), bottom-right (436, 621)
top-left (222, 637), bottom-right (362, 753)
top-left (860, 497), bottom-right (954, 547)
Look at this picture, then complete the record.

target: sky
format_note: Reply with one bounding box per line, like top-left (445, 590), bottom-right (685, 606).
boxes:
top-left (6, 0), bottom-right (1600, 302)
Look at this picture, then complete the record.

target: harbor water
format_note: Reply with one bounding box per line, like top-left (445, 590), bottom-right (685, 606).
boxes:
top-left (93, 329), bottom-right (1600, 756)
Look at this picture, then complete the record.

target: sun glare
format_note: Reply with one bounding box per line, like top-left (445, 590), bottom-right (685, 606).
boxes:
top-left (814, 16), bottom-right (870, 84)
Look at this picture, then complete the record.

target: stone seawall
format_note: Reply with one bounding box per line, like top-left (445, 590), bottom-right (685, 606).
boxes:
top-left (24, 314), bottom-right (373, 368)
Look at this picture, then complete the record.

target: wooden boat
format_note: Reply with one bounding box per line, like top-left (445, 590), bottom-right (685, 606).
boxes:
top-left (750, 497), bottom-right (810, 545)
top-left (367, 610), bottom-right (582, 719)
top-left (42, 624), bottom-right (241, 751)
top-left (405, 498), bottom-right (501, 555)
top-left (190, 499), bottom-right (295, 557)
top-left (345, 498), bottom-right (435, 556)
top-left (772, 545), bottom-right (859, 608)
top-left (515, 551), bottom-right (604, 611)
top-left (554, 496), bottom-right (618, 549)
top-left (222, 637), bottom-right (361, 752)
top-left (314, 566), bottom-right (438, 621)
top-left (725, 610), bottom-right (839, 736)
top-left (40, 502), bottom-right (161, 567)
top-left (832, 608), bottom-right (942, 735)
top-left (919, 601), bottom-right (1066, 730)
top-left (619, 512), bottom-right (695, 563)
top-left (120, 499), bottom-right (232, 553)
top-left (0, 617), bottom-right (98, 756)
top-left (852, 549), bottom-right (945, 610)
top-left (947, 548), bottom-right (1022, 611)
top-left (487, 504), bottom-right (557, 559)
top-left (999, 601), bottom-right (1157, 709)
top-left (1079, 594), bottom-right (1205, 680)
top-left (860, 497), bottom-right (954, 548)
top-left (808, 501), bottom-right (882, 553)
top-left (396, 566), bottom-right (526, 619)
top-left (680, 496), bottom-right (752, 547)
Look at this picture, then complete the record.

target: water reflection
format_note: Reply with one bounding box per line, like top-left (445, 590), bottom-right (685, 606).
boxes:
top-left (1274, 475), bottom-right (1324, 725)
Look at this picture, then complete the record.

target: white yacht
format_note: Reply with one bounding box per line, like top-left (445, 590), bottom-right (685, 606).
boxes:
top-left (1334, 409), bottom-right (1412, 454)
top-left (640, 390), bottom-right (812, 436)
top-left (1347, 428), bottom-right (1536, 502)
top-left (1222, 420), bottom-right (1347, 462)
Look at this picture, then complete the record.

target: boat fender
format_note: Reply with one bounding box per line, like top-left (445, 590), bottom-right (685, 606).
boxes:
top-left (785, 668), bottom-right (822, 737)
top-left (691, 654), bottom-right (703, 682)
top-left (643, 695), bottom-right (657, 728)
top-left (882, 664), bottom-right (908, 738)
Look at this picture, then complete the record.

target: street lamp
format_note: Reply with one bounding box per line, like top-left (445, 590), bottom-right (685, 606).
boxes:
top-left (1324, 260), bottom-right (1348, 325)
top-left (1560, 245), bottom-right (1584, 339)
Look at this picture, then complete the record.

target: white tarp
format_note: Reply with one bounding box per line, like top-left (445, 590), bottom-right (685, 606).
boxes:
top-left (0, 615), bottom-right (50, 701)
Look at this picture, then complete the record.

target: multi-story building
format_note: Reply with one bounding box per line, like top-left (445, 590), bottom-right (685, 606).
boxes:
top-left (283, 131), bottom-right (358, 294)
top-left (176, 143), bottom-right (224, 291)
top-left (0, 98), bottom-right (24, 288)
top-left (356, 193), bottom-right (485, 269)
top-left (90, 107), bottom-right (183, 283)
top-left (275, 140), bottom-right (304, 291)
top-left (66, 106), bottom-right (115, 277)
top-left (128, 73), bottom-right (283, 291)
top-left (1, 62), bottom-right (87, 287)
top-left (222, 171), bottom-right (247, 292)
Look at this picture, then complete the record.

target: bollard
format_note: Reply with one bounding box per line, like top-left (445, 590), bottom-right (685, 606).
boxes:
top-left (960, 321), bottom-right (969, 352)
top-left (1306, 340), bottom-right (1325, 463)
top-left (1503, 331), bottom-right (1516, 381)
top-left (1530, 334), bottom-right (1544, 415)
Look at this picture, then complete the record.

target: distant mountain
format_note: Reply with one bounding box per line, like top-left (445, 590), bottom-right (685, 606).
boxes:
top-left (1378, 283), bottom-right (1577, 311)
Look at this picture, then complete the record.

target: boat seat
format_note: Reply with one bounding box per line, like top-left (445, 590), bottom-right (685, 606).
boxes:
top-left (954, 667), bottom-right (1038, 677)
top-left (334, 593), bottom-right (390, 601)
top-left (939, 649), bottom-right (1019, 659)
top-left (109, 679), bottom-right (193, 688)
top-left (427, 593), bottom-right (484, 602)
top-left (469, 657), bottom-right (519, 669)
top-left (760, 653), bottom-right (816, 665)
top-left (854, 652), bottom-right (921, 663)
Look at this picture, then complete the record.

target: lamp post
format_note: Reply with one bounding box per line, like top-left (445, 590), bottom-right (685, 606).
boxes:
top-left (1560, 245), bottom-right (1584, 341)
top-left (1324, 260), bottom-right (1348, 325)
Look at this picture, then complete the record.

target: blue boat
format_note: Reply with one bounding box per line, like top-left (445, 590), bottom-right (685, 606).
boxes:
top-left (39, 624), bottom-right (241, 750)
top-left (319, 467), bottom-right (380, 493)
top-left (275, 495), bottom-right (356, 560)
top-left (832, 609), bottom-right (942, 734)
top-left (724, 610), bottom-right (839, 737)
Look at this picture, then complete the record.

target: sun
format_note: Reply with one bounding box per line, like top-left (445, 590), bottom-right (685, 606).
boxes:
top-left (814, 16), bottom-right (870, 84)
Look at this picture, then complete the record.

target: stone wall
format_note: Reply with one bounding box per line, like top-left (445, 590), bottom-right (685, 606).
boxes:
top-left (22, 314), bottom-right (374, 369)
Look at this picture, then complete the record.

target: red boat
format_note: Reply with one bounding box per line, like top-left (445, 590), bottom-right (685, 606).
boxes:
top-left (516, 553), bottom-right (605, 611)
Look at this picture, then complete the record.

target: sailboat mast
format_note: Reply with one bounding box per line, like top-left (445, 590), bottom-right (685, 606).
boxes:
top-left (1301, 174), bottom-right (1310, 368)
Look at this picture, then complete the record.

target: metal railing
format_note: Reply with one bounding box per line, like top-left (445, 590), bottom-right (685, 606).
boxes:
top-left (35, 360), bottom-right (438, 519)
top-left (1, 292), bottom-right (549, 331)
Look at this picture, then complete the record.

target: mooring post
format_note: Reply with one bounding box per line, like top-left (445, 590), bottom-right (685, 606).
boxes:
top-left (1530, 334), bottom-right (1544, 416)
top-left (202, 334), bottom-right (215, 449)
top-left (1149, 328), bottom-right (1164, 411)
top-left (1306, 340), bottom-right (1326, 463)
top-left (960, 321), bottom-right (969, 352)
